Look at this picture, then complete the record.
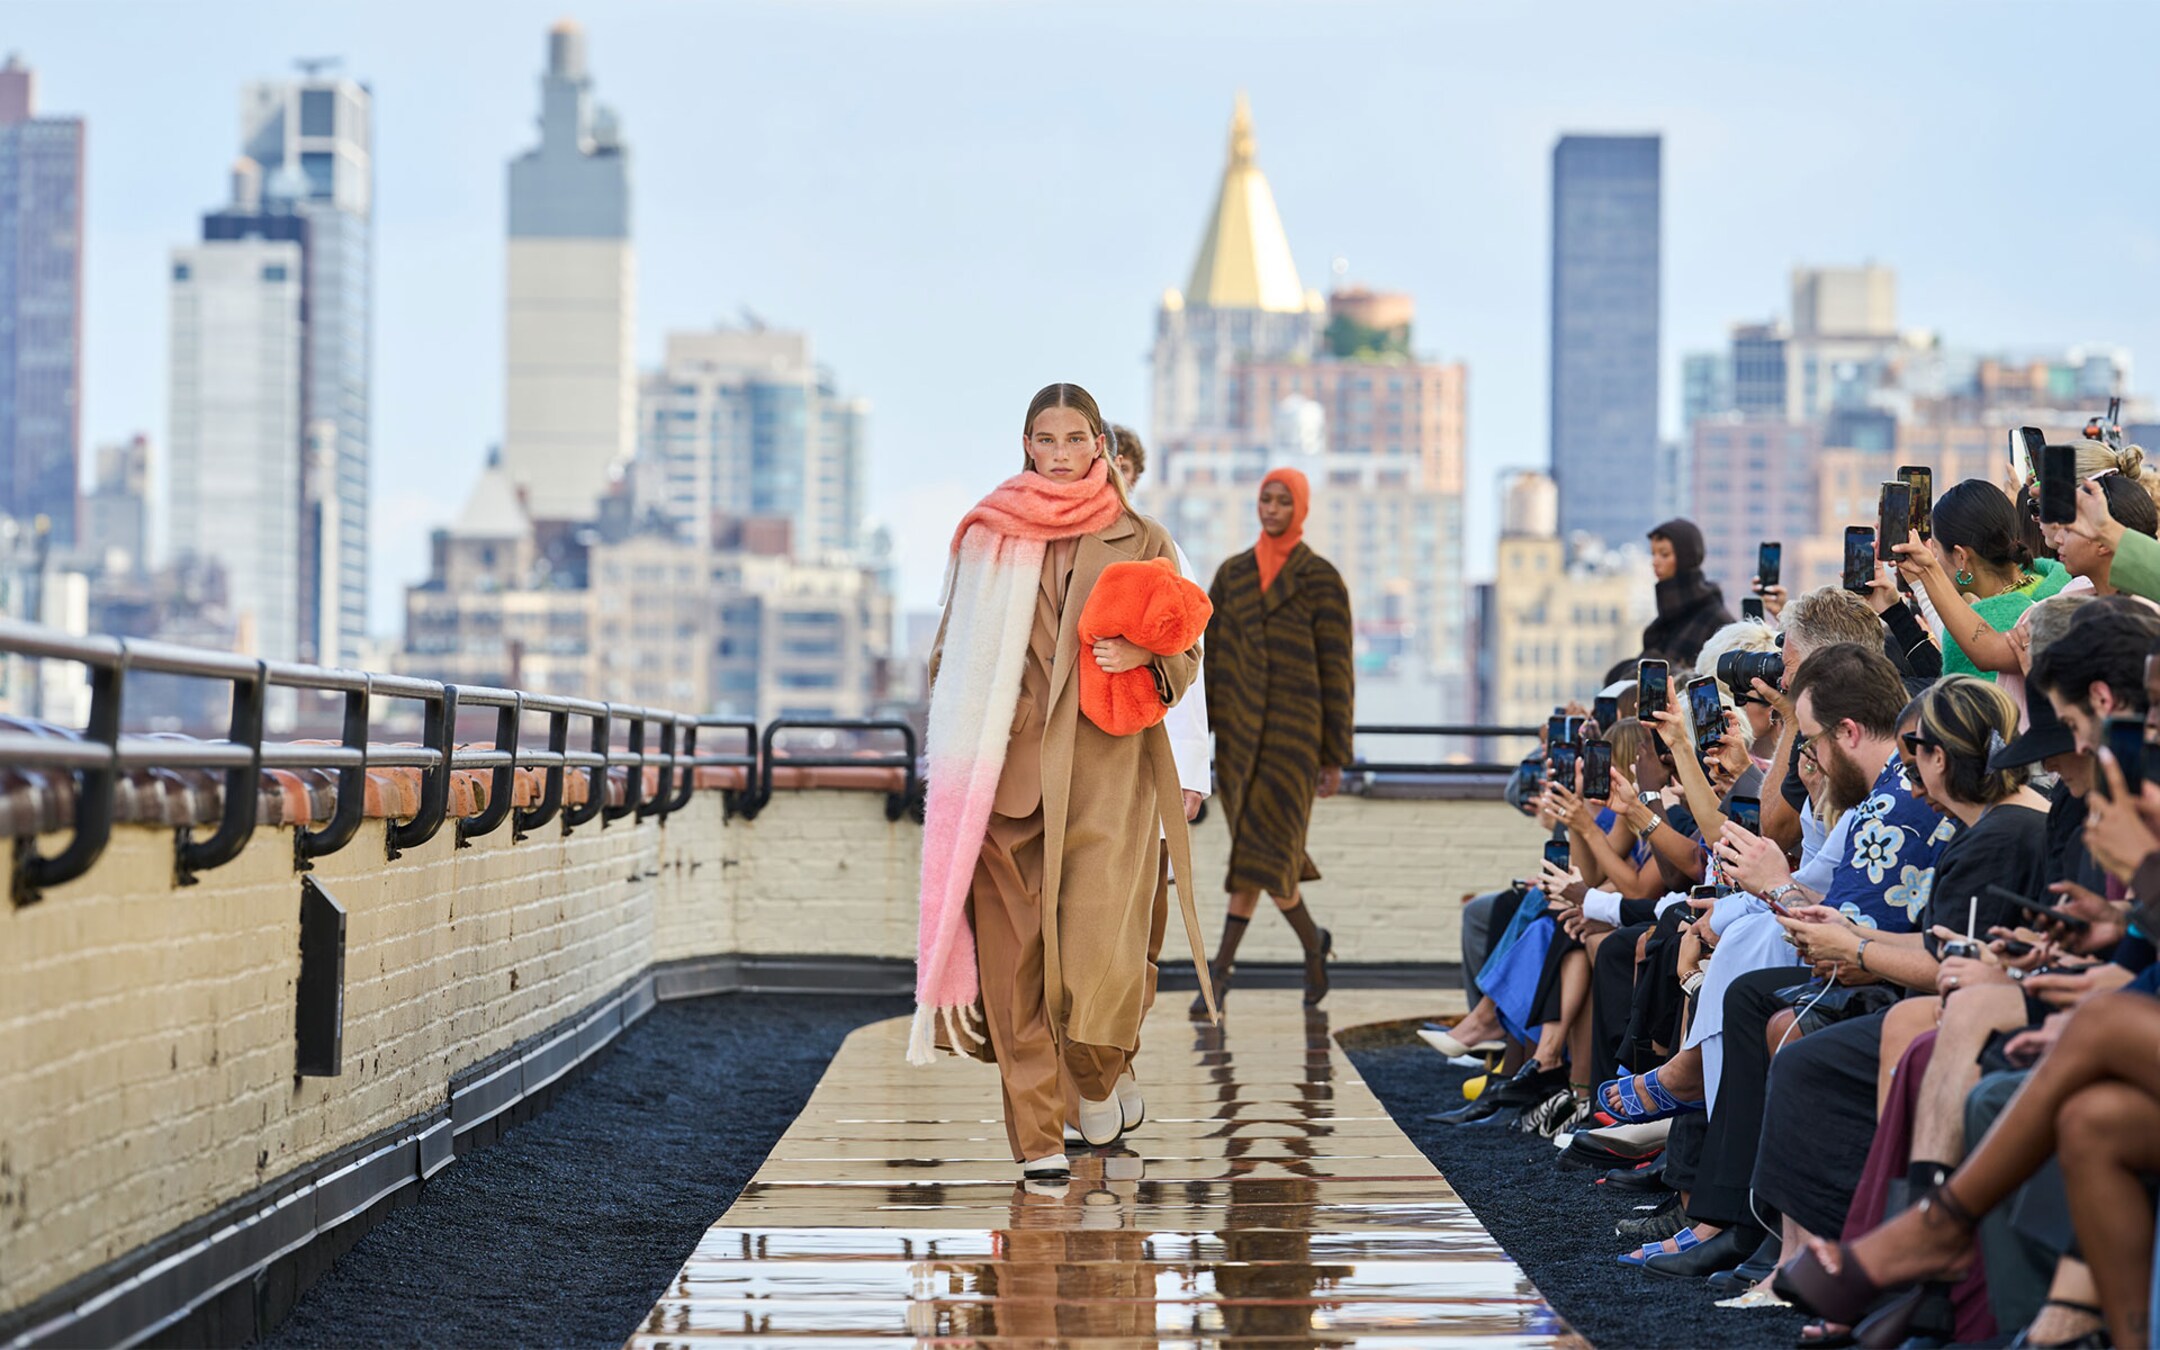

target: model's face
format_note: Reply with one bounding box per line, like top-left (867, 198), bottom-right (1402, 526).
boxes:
top-left (1650, 537), bottom-right (1677, 581)
top-left (1025, 407), bottom-right (1100, 481)
top-left (1257, 481), bottom-right (1297, 537)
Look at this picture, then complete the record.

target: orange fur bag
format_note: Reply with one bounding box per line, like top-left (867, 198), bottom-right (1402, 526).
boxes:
top-left (1077, 557), bottom-right (1213, 737)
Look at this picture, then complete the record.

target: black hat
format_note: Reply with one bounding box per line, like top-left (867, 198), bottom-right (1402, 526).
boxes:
top-left (1987, 688), bottom-right (2075, 773)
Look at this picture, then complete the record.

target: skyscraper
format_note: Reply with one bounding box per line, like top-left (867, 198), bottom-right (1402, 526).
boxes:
top-left (1146, 99), bottom-right (1469, 720)
top-left (167, 219), bottom-right (305, 662)
top-left (634, 327), bottom-right (868, 558)
top-left (1549, 134), bottom-right (1660, 545)
top-left (221, 67), bottom-right (373, 665)
top-left (0, 56), bottom-right (83, 547)
top-left (503, 19), bottom-right (634, 523)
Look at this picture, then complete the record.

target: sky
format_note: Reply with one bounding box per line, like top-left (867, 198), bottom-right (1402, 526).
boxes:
top-left (12, 0), bottom-right (2160, 631)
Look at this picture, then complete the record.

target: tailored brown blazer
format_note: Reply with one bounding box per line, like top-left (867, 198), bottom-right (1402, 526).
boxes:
top-left (1204, 542), bottom-right (1355, 899)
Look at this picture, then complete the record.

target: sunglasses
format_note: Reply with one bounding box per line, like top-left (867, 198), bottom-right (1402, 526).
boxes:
top-left (1899, 731), bottom-right (1939, 755)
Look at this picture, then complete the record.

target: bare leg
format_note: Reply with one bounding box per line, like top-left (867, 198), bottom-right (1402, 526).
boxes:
top-left (1875, 996), bottom-right (1939, 1116)
top-left (2057, 1081), bottom-right (2160, 1348)
top-left (1821, 993), bottom-right (2160, 1301)
top-left (1450, 995), bottom-right (1505, 1047)
top-left (1910, 985), bottom-right (2024, 1165)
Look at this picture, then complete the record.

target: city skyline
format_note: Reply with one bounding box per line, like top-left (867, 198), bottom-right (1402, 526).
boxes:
top-left (8, 0), bottom-right (2159, 623)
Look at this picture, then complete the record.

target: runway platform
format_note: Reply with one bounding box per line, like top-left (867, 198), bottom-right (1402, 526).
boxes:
top-left (630, 989), bottom-right (1570, 1347)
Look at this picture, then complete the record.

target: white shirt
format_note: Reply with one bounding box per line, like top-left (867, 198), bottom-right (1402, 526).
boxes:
top-left (1166, 539), bottom-right (1211, 799)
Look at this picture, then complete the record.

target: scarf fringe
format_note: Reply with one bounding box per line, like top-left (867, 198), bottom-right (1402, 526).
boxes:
top-left (906, 1001), bottom-right (988, 1067)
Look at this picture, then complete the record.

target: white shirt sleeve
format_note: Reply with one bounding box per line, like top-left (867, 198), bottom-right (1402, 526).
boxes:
top-left (1582, 888), bottom-right (1622, 927)
top-left (1164, 539), bottom-right (1211, 797)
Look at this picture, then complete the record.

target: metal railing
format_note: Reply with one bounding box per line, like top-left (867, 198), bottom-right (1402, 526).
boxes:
top-left (1351, 724), bottom-right (1541, 776)
top-left (0, 621), bottom-right (708, 903)
top-left (0, 619), bottom-right (1532, 902)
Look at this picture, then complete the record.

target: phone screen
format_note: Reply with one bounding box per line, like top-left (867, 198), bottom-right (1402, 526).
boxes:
top-left (1638, 660), bottom-right (1669, 723)
top-left (1548, 741), bottom-right (1580, 791)
top-left (1592, 695), bottom-right (1619, 730)
top-left (1728, 794), bottom-right (1761, 835)
top-left (2040, 442), bottom-right (2077, 524)
top-left (1543, 839), bottom-right (1572, 874)
top-left (1756, 541), bottom-right (1782, 591)
top-left (1879, 481), bottom-right (1912, 557)
top-left (1687, 676), bottom-right (1723, 758)
top-left (1583, 739), bottom-right (1613, 798)
top-left (1843, 526), bottom-right (1877, 591)
top-left (1740, 596), bottom-right (1765, 621)
top-left (2013, 427), bottom-right (2043, 485)
top-left (2105, 715), bottom-right (2147, 797)
top-left (1546, 714), bottom-right (1567, 745)
top-left (1899, 466), bottom-right (1933, 539)
top-left (1993, 883), bottom-right (2090, 933)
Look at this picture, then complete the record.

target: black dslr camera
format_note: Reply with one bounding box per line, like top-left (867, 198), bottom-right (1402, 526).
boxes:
top-left (1717, 649), bottom-right (1784, 702)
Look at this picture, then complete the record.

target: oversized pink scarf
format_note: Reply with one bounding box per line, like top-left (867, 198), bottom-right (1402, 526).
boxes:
top-left (910, 458), bottom-right (1124, 1064)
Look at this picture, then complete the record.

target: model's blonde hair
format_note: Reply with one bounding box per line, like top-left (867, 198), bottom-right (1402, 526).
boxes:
top-left (1021, 382), bottom-right (1137, 519)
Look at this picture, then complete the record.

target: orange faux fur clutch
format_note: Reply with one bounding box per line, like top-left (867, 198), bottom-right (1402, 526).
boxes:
top-left (1077, 557), bottom-right (1213, 737)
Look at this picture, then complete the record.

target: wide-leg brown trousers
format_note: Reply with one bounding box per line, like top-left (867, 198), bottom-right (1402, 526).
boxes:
top-left (971, 804), bottom-right (1134, 1163)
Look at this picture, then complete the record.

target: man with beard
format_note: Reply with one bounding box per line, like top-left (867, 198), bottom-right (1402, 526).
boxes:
top-left (1615, 642), bottom-right (1952, 1281)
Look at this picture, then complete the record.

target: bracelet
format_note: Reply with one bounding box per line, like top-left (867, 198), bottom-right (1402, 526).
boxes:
top-left (1679, 969), bottom-right (1707, 997)
top-left (1639, 816), bottom-right (1663, 839)
top-left (1764, 883), bottom-right (1799, 905)
top-left (1856, 937), bottom-right (1871, 972)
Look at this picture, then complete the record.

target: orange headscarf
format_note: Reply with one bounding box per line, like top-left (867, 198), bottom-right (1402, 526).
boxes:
top-left (1254, 466), bottom-right (1309, 592)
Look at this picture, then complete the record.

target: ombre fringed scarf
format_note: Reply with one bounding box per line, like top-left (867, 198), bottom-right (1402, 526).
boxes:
top-left (908, 458), bottom-right (1125, 1065)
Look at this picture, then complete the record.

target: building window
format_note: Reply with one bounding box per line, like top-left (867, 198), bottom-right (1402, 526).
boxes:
top-left (301, 89), bottom-right (337, 136)
top-left (262, 263), bottom-right (288, 283)
top-left (300, 151), bottom-right (335, 198)
top-left (172, 262), bottom-right (191, 281)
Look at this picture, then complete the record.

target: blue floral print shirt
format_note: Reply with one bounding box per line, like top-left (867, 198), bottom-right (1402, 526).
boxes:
top-left (1823, 758), bottom-right (1953, 931)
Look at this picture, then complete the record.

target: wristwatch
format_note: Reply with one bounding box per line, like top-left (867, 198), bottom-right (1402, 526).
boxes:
top-left (1764, 883), bottom-right (1800, 906)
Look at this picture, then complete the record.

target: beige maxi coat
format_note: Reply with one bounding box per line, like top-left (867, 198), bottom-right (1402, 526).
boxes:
top-left (929, 509), bottom-right (1212, 1050)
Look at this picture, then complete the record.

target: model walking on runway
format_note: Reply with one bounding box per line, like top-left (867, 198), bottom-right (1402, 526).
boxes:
top-left (1193, 466), bottom-right (1356, 1011)
top-left (913, 383), bottom-right (1216, 1183)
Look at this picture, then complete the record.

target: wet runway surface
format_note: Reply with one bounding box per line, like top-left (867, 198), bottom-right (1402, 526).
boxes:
top-left (631, 990), bottom-right (1570, 1347)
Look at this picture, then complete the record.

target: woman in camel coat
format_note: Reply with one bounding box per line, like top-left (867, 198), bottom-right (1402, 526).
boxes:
top-left (915, 381), bottom-right (1209, 1181)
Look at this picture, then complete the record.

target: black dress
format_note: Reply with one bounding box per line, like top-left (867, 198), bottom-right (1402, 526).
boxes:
top-left (1750, 802), bottom-right (2047, 1236)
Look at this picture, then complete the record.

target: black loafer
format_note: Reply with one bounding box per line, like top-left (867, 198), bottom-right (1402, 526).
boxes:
top-left (1600, 1161), bottom-right (1671, 1192)
top-left (1707, 1231), bottom-right (1785, 1293)
top-left (1487, 1061), bottom-right (1568, 1108)
top-left (1641, 1223), bottom-right (1766, 1280)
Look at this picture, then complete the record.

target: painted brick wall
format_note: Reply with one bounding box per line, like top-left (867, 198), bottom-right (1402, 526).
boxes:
top-left (1, 787), bottom-right (1527, 1314)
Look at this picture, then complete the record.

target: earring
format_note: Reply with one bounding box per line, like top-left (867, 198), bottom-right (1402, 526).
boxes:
top-left (1954, 568), bottom-right (1974, 588)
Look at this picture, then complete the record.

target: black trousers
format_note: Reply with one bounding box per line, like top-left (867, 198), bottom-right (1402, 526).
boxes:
top-left (1687, 965), bottom-right (1801, 1228)
top-left (1753, 1008), bottom-right (1889, 1238)
top-left (1589, 921), bottom-right (1654, 1086)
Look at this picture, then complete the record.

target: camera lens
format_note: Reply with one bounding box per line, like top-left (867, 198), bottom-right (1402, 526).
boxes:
top-left (1717, 649), bottom-right (1784, 696)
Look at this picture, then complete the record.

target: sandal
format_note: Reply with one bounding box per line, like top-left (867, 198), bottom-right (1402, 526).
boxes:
top-left (1773, 1182), bottom-right (1978, 1335)
top-left (2007, 1299), bottom-right (2108, 1348)
top-left (1796, 1320), bottom-right (1854, 1348)
top-left (1593, 1065), bottom-right (1707, 1126)
top-left (1617, 1226), bottom-right (1702, 1267)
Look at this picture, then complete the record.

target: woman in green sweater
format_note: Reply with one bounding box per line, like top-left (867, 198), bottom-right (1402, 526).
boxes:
top-left (1890, 479), bottom-right (2067, 680)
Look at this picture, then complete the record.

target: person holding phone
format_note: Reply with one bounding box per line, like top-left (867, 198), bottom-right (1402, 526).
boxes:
top-left (1886, 481), bottom-right (2071, 682)
top-left (1899, 462), bottom-right (2157, 697)
top-left (1641, 518), bottom-right (1735, 667)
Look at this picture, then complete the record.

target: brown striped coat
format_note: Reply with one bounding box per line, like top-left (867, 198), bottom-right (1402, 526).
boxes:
top-left (1203, 542), bottom-right (1355, 898)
